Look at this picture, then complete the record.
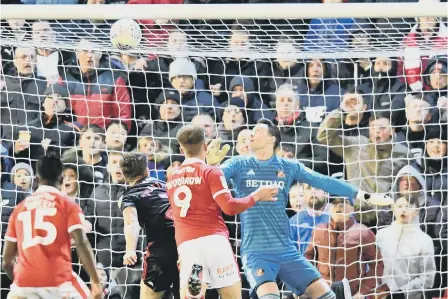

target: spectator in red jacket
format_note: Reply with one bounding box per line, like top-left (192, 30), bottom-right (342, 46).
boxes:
top-left (64, 39), bottom-right (132, 131)
top-left (401, 15), bottom-right (448, 91)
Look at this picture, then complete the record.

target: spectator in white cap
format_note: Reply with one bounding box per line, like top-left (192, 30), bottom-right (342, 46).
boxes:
top-left (166, 58), bottom-right (220, 122)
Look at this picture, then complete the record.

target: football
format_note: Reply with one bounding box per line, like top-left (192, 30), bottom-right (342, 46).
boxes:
top-left (110, 19), bottom-right (142, 50)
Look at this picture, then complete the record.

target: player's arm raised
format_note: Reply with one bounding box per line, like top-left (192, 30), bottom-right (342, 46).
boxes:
top-left (67, 202), bottom-right (103, 299)
top-left (207, 167), bottom-right (278, 215)
top-left (2, 240), bottom-right (17, 280)
top-left (2, 209), bottom-right (18, 280)
top-left (296, 162), bottom-right (393, 206)
top-left (70, 228), bottom-right (103, 299)
top-left (122, 206), bottom-right (140, 266)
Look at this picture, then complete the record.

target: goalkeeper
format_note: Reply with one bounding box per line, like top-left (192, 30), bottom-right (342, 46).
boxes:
top-left (207, 119), bottom-right (393, 299)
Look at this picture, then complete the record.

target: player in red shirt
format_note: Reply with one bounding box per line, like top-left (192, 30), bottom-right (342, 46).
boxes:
top-left (1, 152), bottom-right (102, 299)
top-left (166, 125), bottom-right (278, 299)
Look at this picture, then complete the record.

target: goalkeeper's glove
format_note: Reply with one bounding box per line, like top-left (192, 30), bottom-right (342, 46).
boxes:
top-left (356, 191), bottom-right (394, 206)
top-left (206, 138), bottom-right (230, 166)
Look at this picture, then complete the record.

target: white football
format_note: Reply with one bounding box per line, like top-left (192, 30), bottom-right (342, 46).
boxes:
top-left (110, 19), bottom-right (142, 50)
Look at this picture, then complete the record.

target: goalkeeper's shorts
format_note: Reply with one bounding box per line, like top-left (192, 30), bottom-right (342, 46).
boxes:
top-left (242, 252), bottom-right (321, 297)
top-left (7, 272), bottom-right (90, 299)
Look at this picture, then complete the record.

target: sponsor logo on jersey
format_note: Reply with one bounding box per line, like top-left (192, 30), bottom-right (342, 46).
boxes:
top-left (277, 170), bottom-right (285, 178)
top-left (255, 268), bottom-right (264, 277)
top-left (246, 179), bottom-right (285, 189)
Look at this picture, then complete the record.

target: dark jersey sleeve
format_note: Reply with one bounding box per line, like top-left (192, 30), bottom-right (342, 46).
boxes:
top-left (119, 194), bottom-right (136, 211)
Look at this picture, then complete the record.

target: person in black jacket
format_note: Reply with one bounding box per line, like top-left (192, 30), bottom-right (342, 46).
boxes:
top-left (88, 151), bottom-right (127, 269)
top-left (11, 82), bottom-right (81, 170)
top-left (273, 84), bottom-right (329, 175)
top-left (0, 47), bottom-right (47, 144)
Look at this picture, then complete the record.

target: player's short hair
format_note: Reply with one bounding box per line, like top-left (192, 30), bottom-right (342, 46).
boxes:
top-left (120, 152), bottom-right (148, 181)
top-left (36, 151), bottom-right (63, 186)
top-left (176, 125), bottom-right (205, 156)
top-left (257, 118), bottom-right (281, 150)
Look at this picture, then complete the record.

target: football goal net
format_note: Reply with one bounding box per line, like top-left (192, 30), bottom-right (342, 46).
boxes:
top-left (0, 3), bottom-right (447, 299)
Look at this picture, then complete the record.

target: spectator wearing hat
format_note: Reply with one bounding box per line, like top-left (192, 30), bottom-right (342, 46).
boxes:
top-left (227, 75), bottom-right (274, 124)
top-left (416, 127), bottom-right (448, 297)
top-left (376, 195), bottom-right (436, 299)
top-left (418, 126), bottom-right (448, 204)
top-left (9, 163), bottom-right (33, 195)
top-left (11, 83), bottom-right (81, 169)
top-left (167, 58), bottom-right (220, 122)
top-left (148, 89), bottom-right (184, 153)
top-left (304, 196), bottom-right (384, 299)
top-left (137, 127), bottom-right (171, 181)
top-left (1, 47), bottom-right (47, 144)
top-left (423, 56), bottom-right (448, 123)
top-left (274, 84), bottom-right (329, 175)
top-left (390, 163), bottom-right (441, 240)
top-left (218, 97), bottom-right (249, 155)
top-left (0, 161), bottom-right (30, 299)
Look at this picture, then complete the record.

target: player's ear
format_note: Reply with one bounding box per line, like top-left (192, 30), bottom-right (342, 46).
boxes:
top-left (179, 146), bottom-right (185, 155)
top-left (203, 143), bottom-right (207, 152)
top-left (144, 168), bottom-right (149, 177)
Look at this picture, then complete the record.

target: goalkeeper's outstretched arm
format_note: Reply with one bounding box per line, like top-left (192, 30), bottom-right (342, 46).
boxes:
top-left (296, 163), bottom-right (393, 206)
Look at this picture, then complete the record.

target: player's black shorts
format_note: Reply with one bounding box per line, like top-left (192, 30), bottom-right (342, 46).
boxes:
top-left (142, 241), bottom-right (179, 297)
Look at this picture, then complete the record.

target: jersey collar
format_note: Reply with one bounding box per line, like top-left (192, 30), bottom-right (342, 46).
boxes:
top-left (35, 185), bottom-right (62, 195)
top-left (182, 158), bottom-right (206, 166)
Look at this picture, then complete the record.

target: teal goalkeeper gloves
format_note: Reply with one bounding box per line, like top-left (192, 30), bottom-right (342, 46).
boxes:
top-left (206, 138), bottom-right (230, 166)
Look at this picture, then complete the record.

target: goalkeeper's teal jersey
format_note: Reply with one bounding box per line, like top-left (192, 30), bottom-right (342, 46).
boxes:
top-left (221, 155), bottom-right (358, 255)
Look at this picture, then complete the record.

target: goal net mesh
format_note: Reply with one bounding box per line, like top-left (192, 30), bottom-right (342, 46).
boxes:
top-left (0, 6), bottom-right (447, 299)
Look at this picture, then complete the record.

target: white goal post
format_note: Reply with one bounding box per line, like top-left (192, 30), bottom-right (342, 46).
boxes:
top-left (1, 3), bottom-right (448, 59)
top-left (0, 3), bottom-right (447, 299)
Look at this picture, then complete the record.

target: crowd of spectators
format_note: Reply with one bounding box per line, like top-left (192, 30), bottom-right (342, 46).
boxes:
top-left (0, 1), bottom-right (447, 299)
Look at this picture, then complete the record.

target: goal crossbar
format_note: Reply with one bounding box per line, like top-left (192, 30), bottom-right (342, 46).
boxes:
top-left (1, 3), bottom-right (447, 20)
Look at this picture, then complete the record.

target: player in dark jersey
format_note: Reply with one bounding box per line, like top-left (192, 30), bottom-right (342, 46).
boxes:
top-left (119, 152), bottom-right (179, 299)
